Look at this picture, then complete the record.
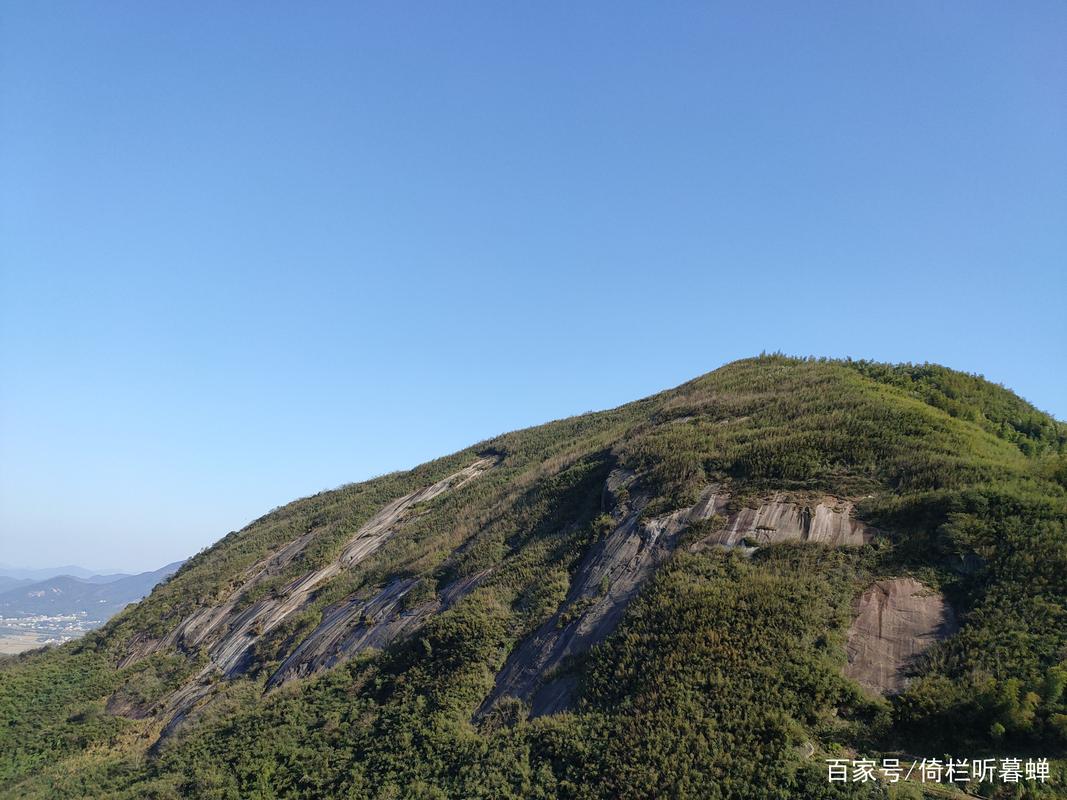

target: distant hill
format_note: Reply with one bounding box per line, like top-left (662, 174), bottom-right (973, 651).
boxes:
top-left (0, 562), bottom-right (184, 620)
top-left (0, 576), bottom-right (32, 594)
top-left (0, 563), bottom-right (123, 581)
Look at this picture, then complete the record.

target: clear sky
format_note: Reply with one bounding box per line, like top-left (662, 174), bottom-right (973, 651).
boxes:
top-left (1, 2), bottom-right (1064, 572)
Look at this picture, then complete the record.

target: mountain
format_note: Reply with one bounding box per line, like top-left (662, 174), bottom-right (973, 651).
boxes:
top-left (1, 357), bottom-right (1065, 799)
top-left (0, 562), bottom-right (184, 620)
top-left (0, 564), bottom-right (122, 582)
top-left (0, 576), bottom-right (33, 594)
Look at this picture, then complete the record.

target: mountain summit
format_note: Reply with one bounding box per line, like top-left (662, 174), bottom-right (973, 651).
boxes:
top-left (2, 357), bottom-right (1065, 798)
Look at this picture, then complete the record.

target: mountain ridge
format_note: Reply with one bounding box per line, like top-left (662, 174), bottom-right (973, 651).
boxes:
top-left (0, 564), bottom-right (125, 582)
top-left (2, 356), bottom-right (1065, 799)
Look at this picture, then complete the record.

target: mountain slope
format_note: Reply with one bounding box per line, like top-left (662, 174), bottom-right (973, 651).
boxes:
top-left (1, 356), bottom-right (1065, 799)
top-left (0, 577), bottom-right (32, 595)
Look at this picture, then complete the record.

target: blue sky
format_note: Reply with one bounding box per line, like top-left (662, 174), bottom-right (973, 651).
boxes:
top-left (2, 2), bottom-right (1064, 572)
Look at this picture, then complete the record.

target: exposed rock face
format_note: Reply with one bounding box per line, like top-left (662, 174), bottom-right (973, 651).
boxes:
top-left (266, 568), bottom-right (490, 689)
top-left (160, 458), bottom-right (495, 676)
top-left (697, 496), bottom-right (876, 547)
top-left (130, 461), bottom-right (884, 736)
top-left (478, 477), bottom-right (726, 719)
top-left (477, 481), bottom-right (884, 719)
top-left (117, 634), bottom-right (162, 669)
top-left (104, 690), bottom-right (153, 720)
top-left (844, 577), bottom-right (957, 695)
top-left (135, 458), bottom-right (497, 736)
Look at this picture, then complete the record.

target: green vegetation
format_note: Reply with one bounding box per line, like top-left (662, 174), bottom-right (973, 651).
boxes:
top-left (1, 356), bottom-right (1065, 799)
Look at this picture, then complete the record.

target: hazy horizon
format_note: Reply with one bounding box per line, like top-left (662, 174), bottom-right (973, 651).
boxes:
top-left (0, 559), bottom-right (180, 576)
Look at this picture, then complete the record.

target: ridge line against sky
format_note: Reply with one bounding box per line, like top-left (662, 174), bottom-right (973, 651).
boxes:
top-left (2, 2), bottom-right (1065, 571)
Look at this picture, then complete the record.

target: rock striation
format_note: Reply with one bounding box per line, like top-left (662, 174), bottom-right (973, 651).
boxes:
top-left (844, 577), bottom-right (957, 695)
top-left (134, 458), bottom-right (497, 737)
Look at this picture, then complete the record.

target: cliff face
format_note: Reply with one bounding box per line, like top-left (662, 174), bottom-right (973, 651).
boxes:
top-left (3, 357), bottom-right (1065, 799)
top-left (142, 458), bottom-right (500, 734)
top-left (119, 466), bottom-right (922, 739)
top-left (844, 577), bottom-right (958, 696)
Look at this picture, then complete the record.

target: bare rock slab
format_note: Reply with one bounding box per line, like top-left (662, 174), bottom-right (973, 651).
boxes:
top-left (844, 577), bottom-right (957, 695)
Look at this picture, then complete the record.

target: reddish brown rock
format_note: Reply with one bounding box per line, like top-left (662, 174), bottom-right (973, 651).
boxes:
top-left (844, 577), bottom-right (957, 695)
